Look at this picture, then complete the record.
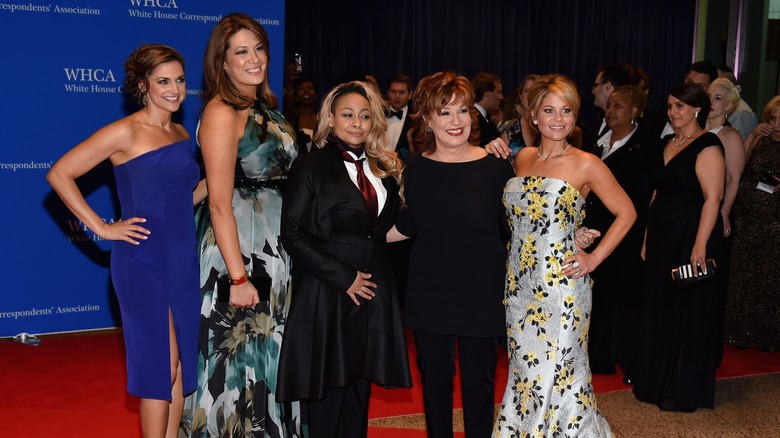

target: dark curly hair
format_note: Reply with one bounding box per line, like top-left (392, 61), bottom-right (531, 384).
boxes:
top-left (123, 44), bottom-right (185, 107)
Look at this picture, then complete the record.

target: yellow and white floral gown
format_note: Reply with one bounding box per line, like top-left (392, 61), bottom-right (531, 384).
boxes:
top-left (493, 176), bottom-right (613, 438)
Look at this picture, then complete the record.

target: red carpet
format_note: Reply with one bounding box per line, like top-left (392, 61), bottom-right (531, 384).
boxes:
top-left (1, 331), bottom-right (778, 437)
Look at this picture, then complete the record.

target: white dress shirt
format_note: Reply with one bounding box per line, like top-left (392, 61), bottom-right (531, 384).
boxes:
top-left (343, 150), bottom-right (387, 215)
top-left (597, 125), bottom-right (638, 160)
top-left (385, 105), bottom-right (407, 152)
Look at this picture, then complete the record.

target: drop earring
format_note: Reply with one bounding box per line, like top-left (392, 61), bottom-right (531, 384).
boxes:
top-left (426, 124), bottom-right (432, 132)
top-left (142, 94), bottom-right (148, 106)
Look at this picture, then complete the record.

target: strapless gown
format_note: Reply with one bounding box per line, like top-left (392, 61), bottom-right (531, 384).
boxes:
top-left (493, 176), bottom-right (613, 437)
top-left (111, 139), bottom-right (200, 400)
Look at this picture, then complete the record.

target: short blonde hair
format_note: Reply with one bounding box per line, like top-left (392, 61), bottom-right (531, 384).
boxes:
top-left (709, 78), bottom-right (741, 118)
top-left (527, 74), bottom-right (581, 120)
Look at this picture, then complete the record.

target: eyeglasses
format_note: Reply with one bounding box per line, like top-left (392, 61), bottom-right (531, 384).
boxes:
top-left (591, 81), bottom-right (607, 91)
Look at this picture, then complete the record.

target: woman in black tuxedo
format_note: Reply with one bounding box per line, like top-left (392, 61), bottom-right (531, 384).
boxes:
top-left (583, 85), bottom-right (654, 383)
top-left (276, 81), bottom-right (411, 438)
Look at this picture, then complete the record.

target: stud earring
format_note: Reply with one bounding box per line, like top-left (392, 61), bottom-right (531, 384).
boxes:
top-left (630, 118), bottom-right (634, 126)
top-left (533, 120), bottom-right (538, 125)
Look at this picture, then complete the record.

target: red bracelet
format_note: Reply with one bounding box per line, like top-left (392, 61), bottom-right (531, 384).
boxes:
top-left (229, 273), bottom-right (248, 286)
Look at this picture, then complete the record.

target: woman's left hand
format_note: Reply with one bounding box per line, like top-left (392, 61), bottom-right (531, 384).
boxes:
top-left (562, 246), bottom-right (598, 279)
top-left (690, 243), bottom-right (709, 276)
top-left (575, 227), bottom-right (601, 249)
top-left (484, 138), bottom-right (510, 159)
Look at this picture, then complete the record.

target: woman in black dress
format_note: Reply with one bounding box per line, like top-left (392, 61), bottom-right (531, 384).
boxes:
top-left (634, 82), bottom-right (725, 412)
top-left (277, 81), bottom-right (411, 438)
top-left (387, 71), bottom-right (515, 438)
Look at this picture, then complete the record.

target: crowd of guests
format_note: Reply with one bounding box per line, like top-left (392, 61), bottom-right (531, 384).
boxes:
top-left (46, 11), bottom-right (779, 437)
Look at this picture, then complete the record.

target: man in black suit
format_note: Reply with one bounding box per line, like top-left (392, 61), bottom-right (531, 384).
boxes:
top-left (591, 64), bottom-right (634, 140)
top-left (471, 72), bottom-right (503, 146)
top-left (385, 74), bottom-right (414, 159)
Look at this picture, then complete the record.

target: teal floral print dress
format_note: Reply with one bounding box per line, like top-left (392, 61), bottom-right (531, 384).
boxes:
top-left (180, 100), bottom-right (303, 438)
top-left (493, 176), bottom-right (612, 438)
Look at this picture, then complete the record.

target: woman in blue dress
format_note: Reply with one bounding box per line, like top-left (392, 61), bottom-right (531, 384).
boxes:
top-left (48, 44), bottom-right (204, 438)
top-left (180, 13), bottom-right (303, 437)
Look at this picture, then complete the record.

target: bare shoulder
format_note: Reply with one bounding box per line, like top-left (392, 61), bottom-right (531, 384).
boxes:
top-left (571, 146), bottom-right (604, 170)
top-left (91, 117), bottom-right (137, 148)
top-left (200, 98), bottom-right (244, 143)
top-left (202, 97), bottom-right (239, 120)
top-left (719, 126), bottom-right (743, 145)
top-left (173, 122), bottom-right (190, 139)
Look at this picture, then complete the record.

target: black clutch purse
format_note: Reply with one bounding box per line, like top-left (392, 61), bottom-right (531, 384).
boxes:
top-left (215, 275), bottom-right (271, 303)
top-left (670, 259), bottom-right (716, 284)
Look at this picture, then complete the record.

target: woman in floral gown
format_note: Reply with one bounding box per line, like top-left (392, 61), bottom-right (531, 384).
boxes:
top-left (493, 75), bottom-right (634, 437)
top-left (180, 13), bottom-right (302, 438)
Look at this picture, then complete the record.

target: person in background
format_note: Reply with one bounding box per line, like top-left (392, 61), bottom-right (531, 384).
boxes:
top-left (180, 13), bottom-right (303, 437)
top-left (704, 78), bottom-right (745, 237)
top-left (717, 66), bottom-right (758, 141)
top-left (634, 82), bottom-right (725, 412)
top-left (277, 81), bottom-right (411, 438)
top-left (388, 71), bottom-right (515, 438)
top-left (471, 72), bottom-right (504, 146)
top-left (494, 74), bottom-right (634, 437)
top-left (290, 76), bottom-right (319, 154)
top-left (591, 64), bottom-right (635, 138)
top-left (702, 77), bottom-right (746, 366)
top-left (386, 73), bottom-right (414, 159)
top-left (584, 85), bottom-right (653, 384)
top-left (48, 44), bottom-right (204, 438)
top-left (499, 74), bottom-right (539, 162)
top-left (660, 61), bottom-right (720, 138)
top-left (725, 96), bottom-right (780, 352)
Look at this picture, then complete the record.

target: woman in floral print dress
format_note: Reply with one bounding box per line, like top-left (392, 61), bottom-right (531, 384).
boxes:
top-left (180, 14), bottom-right (302, 437)
top-left (493, 75), bottom-right (634, 437)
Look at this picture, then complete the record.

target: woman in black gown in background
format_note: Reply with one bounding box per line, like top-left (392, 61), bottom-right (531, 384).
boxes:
top-left (634, 83), bottom-right (725, 412)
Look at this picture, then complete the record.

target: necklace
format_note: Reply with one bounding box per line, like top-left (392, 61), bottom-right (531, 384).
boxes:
top-left (537, 143), bottom-right (572, 159)
top-left (673, 129), bottom-right (699, 146)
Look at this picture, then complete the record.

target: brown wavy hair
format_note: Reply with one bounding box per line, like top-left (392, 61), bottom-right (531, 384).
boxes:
top-left (123, 44), bottom-right (185, 107)
top-left (314, 81), bottom-right (404, 193)
top-left (202, 13), bottom-right (277, 110)
top-left (410, 71), bottom-right (480, 154)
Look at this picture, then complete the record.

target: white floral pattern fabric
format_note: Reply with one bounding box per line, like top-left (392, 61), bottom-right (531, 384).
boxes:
top-left (493, 176), bottom-right (612, 438)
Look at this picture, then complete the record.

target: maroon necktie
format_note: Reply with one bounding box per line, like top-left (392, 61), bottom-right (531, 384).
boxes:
top-left (341, 151), bottom-right (378, 217)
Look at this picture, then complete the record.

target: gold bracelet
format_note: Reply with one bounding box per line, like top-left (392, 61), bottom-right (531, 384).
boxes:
top-left (229, 273), bottom-right (248, 286)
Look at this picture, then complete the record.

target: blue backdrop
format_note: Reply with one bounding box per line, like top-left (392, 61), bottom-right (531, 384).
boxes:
top-left (0, 0), bottom-right (286, 337)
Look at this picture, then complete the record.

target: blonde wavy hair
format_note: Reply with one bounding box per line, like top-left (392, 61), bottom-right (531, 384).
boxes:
top-left (314, 81), bottom-right (404, 192)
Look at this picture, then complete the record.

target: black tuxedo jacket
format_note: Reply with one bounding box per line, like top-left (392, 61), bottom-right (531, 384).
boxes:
top-left (477, 111), bottom-right (499, 147)
top-left (277, 142), bottom-right (411, 402)
top-left (389, 106), bottom-right (413, 158)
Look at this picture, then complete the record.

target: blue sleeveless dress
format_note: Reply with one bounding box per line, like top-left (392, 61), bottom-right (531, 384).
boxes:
top-left (111, 139), bottom-right (200, 400)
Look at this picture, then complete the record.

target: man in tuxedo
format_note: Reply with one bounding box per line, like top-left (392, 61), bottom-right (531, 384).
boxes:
top-left (385, 74), bottom-right (414, 158)
top-left (471, 73), bottom-right (503, 146)
top-left (591, 64), bottom-right (634, 139)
